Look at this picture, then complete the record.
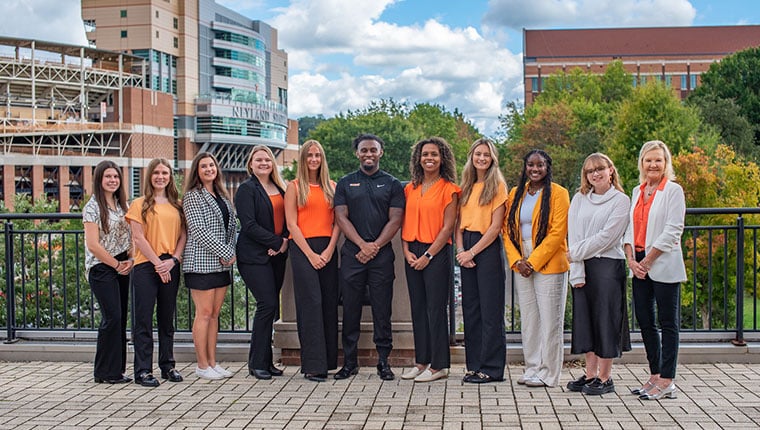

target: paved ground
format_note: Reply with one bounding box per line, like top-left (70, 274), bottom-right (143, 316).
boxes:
top-left (1, 361), bottom-right (759, 429)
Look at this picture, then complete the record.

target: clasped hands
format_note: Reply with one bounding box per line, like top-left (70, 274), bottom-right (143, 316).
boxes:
top-left (356, 241), bottom-right (380, 264)
top-left (629, 257), bottom-right (651, 279)
top-left (115, 259), bottom-right (133, 276)
top-left (267, 238), bottom-right (289, 257)
top-left (514, 258), bottom-right (534, 278)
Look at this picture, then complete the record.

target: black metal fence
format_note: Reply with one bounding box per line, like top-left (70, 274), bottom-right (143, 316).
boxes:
top-left (2, 209), bottom-right (759, 344)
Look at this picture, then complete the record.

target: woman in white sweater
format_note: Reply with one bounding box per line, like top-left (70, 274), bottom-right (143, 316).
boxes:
top-left (566, 153), bottom-right (631, 396)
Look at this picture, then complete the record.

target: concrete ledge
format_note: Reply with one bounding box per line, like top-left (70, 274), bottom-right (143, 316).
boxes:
top-left (2, 340), bottom-right (760, 364)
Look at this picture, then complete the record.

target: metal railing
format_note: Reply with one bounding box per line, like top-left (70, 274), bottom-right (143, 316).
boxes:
top-left (2, 209), bottom-right (759, 344)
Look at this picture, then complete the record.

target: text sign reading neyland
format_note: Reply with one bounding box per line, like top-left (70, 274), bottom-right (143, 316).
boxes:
top-left (202, 103), bottom-right (288, 127)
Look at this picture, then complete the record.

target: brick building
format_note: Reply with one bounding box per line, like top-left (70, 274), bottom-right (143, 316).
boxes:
top-left (523, 25), bottom-right (760, 105)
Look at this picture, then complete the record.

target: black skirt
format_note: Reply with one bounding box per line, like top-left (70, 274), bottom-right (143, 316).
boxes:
top-left (184, 271), bottom-right (232, 290)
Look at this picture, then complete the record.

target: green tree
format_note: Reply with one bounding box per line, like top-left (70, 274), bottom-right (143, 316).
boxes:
top-left (296, 115), bottom-right (326, 145)
top-left (688, 93), bottom-right (758, 160)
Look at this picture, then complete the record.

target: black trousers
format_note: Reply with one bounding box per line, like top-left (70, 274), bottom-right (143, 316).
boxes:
top-left (89, 252), bottom-right (130, 379)
top-left (633, 252), bottom-right (680, 378)
top-left (460, 231), bottom-right (506, 379)
top-left (405, 241), bottom-right (451, 369)
top-left (340, 244), bottom-right (395, 367)
top-left (571, 257), bottom-right (631, 358)
top-left (291, 237), bottom-right (339, 374)
top-left (239, 253), bottom-right (287, 371)
top-left (132, 255), bottom-right (179, 376)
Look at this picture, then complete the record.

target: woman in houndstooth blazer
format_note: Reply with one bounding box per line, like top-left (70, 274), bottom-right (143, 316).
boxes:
top-left (182, 152), bottom-right (237, 380)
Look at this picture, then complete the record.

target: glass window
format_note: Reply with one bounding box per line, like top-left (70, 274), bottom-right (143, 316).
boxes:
top-left (120, 9), bottom-right (127, 18)
top-left (155, 10), bottom-right (159, 18)
top-left (121, 30), bottom-right (128, 38)
top-left (173, 17), bottom-right (178, 29)
top-left (173, 37), bottom-right (178, 48)
top-left (531, 77), bottom-right (538, 92)
top-left (681, 75), bottom-right (687, 89)
top-left (691, 74), bottom-right (698, 88)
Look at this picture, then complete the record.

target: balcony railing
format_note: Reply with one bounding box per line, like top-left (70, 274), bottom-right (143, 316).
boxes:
top-left (1, 209), bottom-right (759, 344)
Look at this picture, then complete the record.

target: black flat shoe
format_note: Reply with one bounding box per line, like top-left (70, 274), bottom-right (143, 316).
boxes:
top-left (376, 362), bottom-right (395, 381)
top-left (304, 373), bottom-right (327, 382)
top-left (94, 375), bottom-right (132, 384)
top-left (161, 368), bottom-right (183, 382)
top-left (470, 372), bottom-right (503, 384)
top-left (268, 365), bottom-right (284, 376)
top-left (333, 366), bottom-right (359, 380)
top-left (250, 369), bottom-right (272, 380)
top-left (135, 372), bottom-right (160, 387)
top-left (462, 370), bottom-right (477, 383)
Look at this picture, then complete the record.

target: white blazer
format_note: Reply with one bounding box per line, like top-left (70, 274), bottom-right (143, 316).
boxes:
top-left (623, 180), bottom-right (687, 283)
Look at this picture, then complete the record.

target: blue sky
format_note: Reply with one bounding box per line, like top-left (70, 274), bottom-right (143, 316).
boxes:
top-left (2, 0), bottom-right (760, 135)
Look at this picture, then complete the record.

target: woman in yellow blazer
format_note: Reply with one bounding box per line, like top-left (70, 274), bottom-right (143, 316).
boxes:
top-left (503, 149), bottom-right (569, 388)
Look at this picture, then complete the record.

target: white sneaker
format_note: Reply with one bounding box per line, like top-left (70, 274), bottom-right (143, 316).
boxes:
top-left (195, 366), bottom-right (224, 380)
top-left (213, 364), bottom-right (234, 378)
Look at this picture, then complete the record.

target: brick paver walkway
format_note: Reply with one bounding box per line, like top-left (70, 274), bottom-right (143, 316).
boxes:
top-left (1, 361), bottom-right (759, 429)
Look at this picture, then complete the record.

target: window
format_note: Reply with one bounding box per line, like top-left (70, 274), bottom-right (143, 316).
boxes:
top-left (156, 30), bottom-right (159, 39)
top-left (531, 77), bottom-right (539, 92)
top-left (155, 10), bottom-right (159, 18)
top-left (121, 30), bottom-right (128, 38)
top-left (173, 37), bottom-right (178, 48)
top-left (120, 9), bottom-right (127, 18)
top-left (173, 17), bottom-right (178, 29)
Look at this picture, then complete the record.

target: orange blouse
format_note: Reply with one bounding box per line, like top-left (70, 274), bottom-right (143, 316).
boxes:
top-left (296, 181), bottom-right (335, 238)
top-left (402, 179), bottom-right (461, 244)
top-left (633, 177), bottom-right (667, 251)
top-left (269, 193), bottom-right (285, 236)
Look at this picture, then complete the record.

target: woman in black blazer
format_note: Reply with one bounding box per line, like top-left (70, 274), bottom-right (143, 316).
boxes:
top-left (235, 145), bottom-right (289, 380)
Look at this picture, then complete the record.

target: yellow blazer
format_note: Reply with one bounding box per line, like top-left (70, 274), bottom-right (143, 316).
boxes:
top-left (503, 182), bottom-right (570, 274)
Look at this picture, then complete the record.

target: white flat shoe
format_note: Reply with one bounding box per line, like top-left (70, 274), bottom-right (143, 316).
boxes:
top-left (213, 364), bottom-right (234, 378)
top-left (195, 366), bottom-right (224, 380)
top-left (401, 366), bottom-right (426, 380)
top-left (414, 368), bottom-right (448, 383)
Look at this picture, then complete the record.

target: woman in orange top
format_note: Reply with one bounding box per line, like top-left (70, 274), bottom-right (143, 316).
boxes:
top-left (126, 158), bottom-right (187, 387)
top-left (456, 138), bottom-right (508, 384)
top-left (503, 149), bottom-right (569, 388)
top-left (284, 140), bottom-right (340, 382)
top-left (235, 145), bottom-right (289, 380)
top-left (401, 137), bottom-right (460, 383)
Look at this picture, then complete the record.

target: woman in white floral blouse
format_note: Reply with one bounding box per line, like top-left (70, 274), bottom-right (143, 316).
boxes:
top-left (83, 160), bottom-right (133, 384)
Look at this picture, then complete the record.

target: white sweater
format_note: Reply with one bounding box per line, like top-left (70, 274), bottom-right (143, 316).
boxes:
top-left (567, 187), bottom-right (630, 286)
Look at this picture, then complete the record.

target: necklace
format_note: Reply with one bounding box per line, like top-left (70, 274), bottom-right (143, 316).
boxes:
top-left (421, 177), bottom-right (440, 193)
top-left (645, 184), bottom-right (656, 197)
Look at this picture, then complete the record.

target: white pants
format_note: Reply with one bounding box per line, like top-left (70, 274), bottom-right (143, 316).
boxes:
top-left (514, 240), bottom-right (568, 387)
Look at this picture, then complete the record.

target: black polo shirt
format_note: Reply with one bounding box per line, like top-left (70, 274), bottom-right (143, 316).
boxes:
top-left (334, 169), bottom-right (405, 251)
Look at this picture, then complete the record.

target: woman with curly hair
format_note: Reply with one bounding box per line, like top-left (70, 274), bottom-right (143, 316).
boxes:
top-left (400, 137), bottom-right (461, 383)
top-left (126, 158), bottom-right (187, 387)
top-left (503, 149), bottom-right (569, 388)
top-left (456, 138), bottom-right (508, 384)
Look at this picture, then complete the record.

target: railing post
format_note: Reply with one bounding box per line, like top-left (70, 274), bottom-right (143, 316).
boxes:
top-left (4, 221), bottom-right (17, 343)
top-left (733, 214), bottom-right (746, 346)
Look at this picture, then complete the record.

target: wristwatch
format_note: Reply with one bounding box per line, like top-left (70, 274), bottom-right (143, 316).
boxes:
top-left (423, 251), bottom-right (434, 260)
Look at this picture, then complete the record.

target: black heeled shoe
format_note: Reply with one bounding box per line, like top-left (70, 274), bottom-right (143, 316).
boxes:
top-left (250, 369), bottom-right (272, 380)
top-left (94, 375), bottom-right (132, 384)
top-left (304, 373), bottom-right (327, 382)
top-left (268, 365), bottom-right (284, 376)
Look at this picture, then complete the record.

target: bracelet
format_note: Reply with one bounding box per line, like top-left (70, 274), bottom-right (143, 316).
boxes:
top-left (171, 256), bottom-right (180, 265)
top-left (456, 248), bottom-right (465, 253)
top-left (470, 250), bottom-right (475, 259)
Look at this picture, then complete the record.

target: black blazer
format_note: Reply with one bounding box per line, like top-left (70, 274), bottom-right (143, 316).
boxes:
top-left (234, 175), bottom-right (288, 265)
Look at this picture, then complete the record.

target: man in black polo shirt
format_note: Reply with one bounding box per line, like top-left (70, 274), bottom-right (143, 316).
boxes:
top-left (333, 133), bottom-right (405, 381)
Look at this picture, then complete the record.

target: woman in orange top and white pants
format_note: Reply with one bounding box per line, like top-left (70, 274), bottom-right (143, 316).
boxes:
top-left (284, 140), bottom-right (341, 382)
top-left (401, 137), bottom-right (460, 383)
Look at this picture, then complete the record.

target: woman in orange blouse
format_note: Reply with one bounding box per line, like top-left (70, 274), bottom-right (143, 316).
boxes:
top-left (284, 140), bottom-right (340, 382)
top-left (456, 138), bottom-right (508, 384)
top-left (401, 137), bottom-right (460, 383)
top-left (235, 145), bottom-right (289, 380)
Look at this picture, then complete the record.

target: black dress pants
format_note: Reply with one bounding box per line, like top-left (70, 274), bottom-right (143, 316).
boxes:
top-left (405, 241), bottom-right (451, 370)
top-left (291, 237), bottom-right (339, 374)
top-left (239, 253), bottom-right (287, 371)
top-left (340, 244), bottom-right (395, 367)
top-left (89, 252), bottom-right (130, 380)
top-left (460, 231), bottom-right (506, 379)
top-left (132, 255), bottom-right (179, 377)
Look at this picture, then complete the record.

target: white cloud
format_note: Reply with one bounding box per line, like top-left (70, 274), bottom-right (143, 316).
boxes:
top-left (483, 0), bottom-right (697, 30)
top-left (0, 0), bottom-right (86, 45)
top-left (272, 1), bottom-right (523, 135)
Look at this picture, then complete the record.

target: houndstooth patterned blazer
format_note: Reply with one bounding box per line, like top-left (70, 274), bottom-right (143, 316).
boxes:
top-left (182, 187), bottom-right (236, 273)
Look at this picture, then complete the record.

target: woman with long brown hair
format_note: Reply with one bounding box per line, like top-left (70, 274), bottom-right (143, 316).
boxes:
top-left (84, 160), bottom-right (133, 384)
top-left (126, 158), bottom-right (187, 387)
top-left (182, 152), bottom-right (237, 380)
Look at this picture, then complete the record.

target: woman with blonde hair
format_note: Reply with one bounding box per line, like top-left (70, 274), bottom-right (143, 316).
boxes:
top-left (182, 152), bottom-right (237, 380)
top-left (126, 158), bottom-right (187, 387)
top-left (284, 140), bottom-right (340, 382)
top-left (235, 145), bottom-right (289, 380)
top-left (566, 153), bottom-right (631, 395)
top-left (456, 138), bottom-right (508, 384)
top-left (624, 140), bottom-right (686, 400)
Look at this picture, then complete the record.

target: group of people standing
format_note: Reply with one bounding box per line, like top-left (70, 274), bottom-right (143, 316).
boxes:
top-left (83, 134), bottom-right (686, 399)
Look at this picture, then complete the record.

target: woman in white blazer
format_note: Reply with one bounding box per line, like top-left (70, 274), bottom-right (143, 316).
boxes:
top-left (623, 140), bottom-right (686, 400)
